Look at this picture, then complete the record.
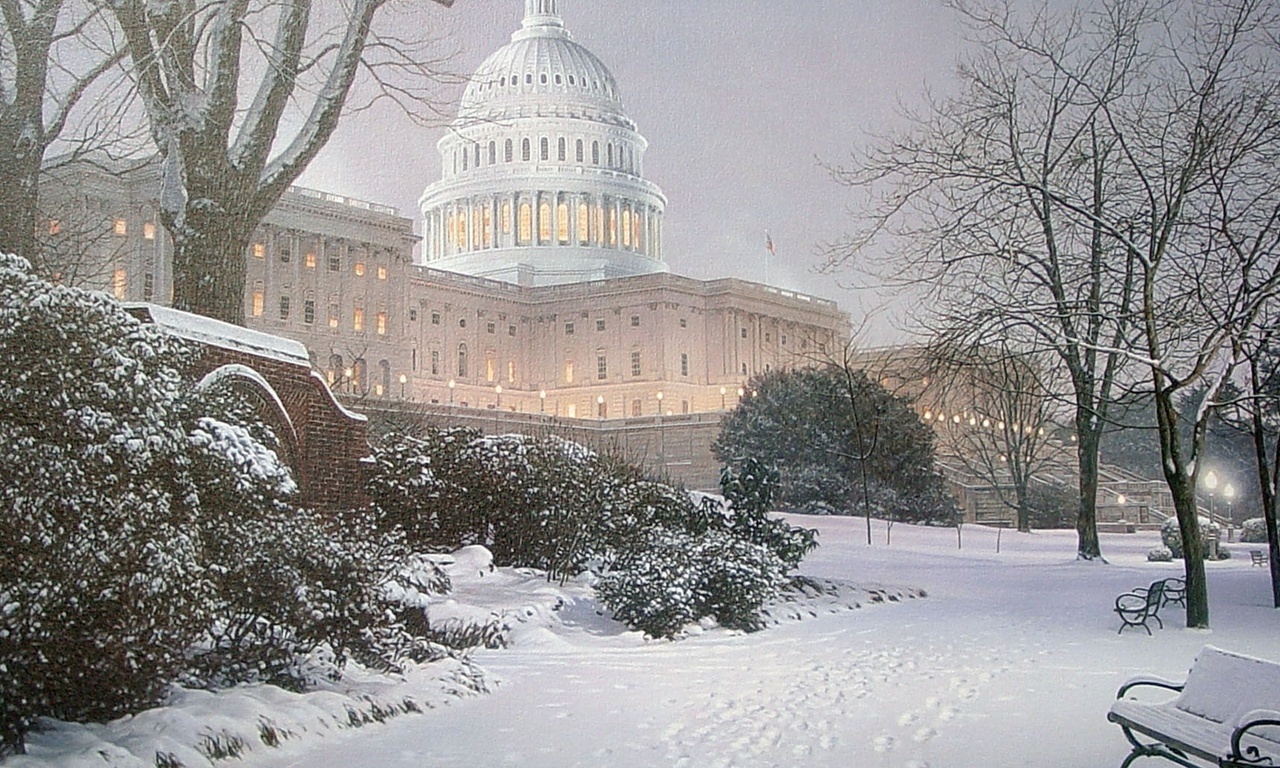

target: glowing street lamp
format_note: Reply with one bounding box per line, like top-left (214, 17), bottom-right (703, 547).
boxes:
top-left (720, 386), bottom-right (727, 410)
top-left (1204, 470), bottom-right (1219, 518)
top-left (398, 373), bottom-right (408, 399)
top-left (495, 384), bottom-right (502, 409)
top-left (448, 378), bottom-right (455, 404)
top-left (539, 389), bottom-right (546, 413)
top-left (597, 394), bottom-right (605, 419)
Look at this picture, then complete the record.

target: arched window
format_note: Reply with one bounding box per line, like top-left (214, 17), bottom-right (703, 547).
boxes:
top-left (622, 208), bottom-right (632, 248)
top-left (540, 137), bottom-right (549, 161)
top-left (518, 202), bottom-right (532, 243)
top-left (522, 138), bottom-right (531, 162)
top-left (634, 209), bottom-right (644, 252)
top-left (592, 141), bottom-right (599, 165)
top-left (557, 202), bottom-right (569, 243)
top-left (576, 139), bottom-right (584, 163)
top-left (457, 343), bottom-right (469, 379)
top-left (505, 139), bottom-right (513, 163)
top-left (473, 143), bottom-right (480, 168)
top-left (607, 143), bottom-right (614, 167)
top-left (488, 141), bottom-right (496, 165)
top-left (353, 358), bottom-right (368, 393)
top-left (502, 201), bottom-right (512, 234)
top-left (462, 150), bottom-right (468, 171)
top-left (608, 206), bottom-right (617, 246)
top-left (593, 204), bottom-right (604, 245)
top-left (558, 137), bottom-right (566, 162)
top-left (456, 210), bottom-right (468, 250)
top-left (538, 201), bottom-right (552, 243)
top-left (378, 360), bottom-right (391, 398)
top-left (577, 202), bottom-right (589, 243)
top-left (483, 206), bottom-right (493, 248)
top-left (525, 73), bottom-right (532, 85)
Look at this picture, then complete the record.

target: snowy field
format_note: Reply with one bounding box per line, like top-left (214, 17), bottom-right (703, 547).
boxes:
top-left (16, 516), bottom-right (1278, 768)
top-left (238, 516), bottom-right (1277, 768)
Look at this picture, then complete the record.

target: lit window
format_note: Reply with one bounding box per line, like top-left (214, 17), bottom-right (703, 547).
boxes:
top-left (631, 351), bottom-right (641, 377)
top-left (577, 203), bottom-right (589, 243)
top-left (113, 219), bottom-right (128, 236)
top-left (486, 356), bottom-right (495, 382)
top-left (377, 265), bottom-right (387, 280)
top-left (518, 203), bottom-right (532, 243)
top-left (252, 291), bottom-right (264, 317)
top-left (354, 307), bottom-right (365, 332)
top-left (552, 203), bottom-right (568, 243)
top-left (564, 361), bottom-right (574, 383)
top-left (539, 202), bottom-right (551, 243)
top-left (354, 261), bottom-right (366, 277)
top-left (567, 403), bottom-right (577, 418)
top-left (143, 222), bottom-right (156, 240)
top-left (279, 296), bottom-right (291, 320)
top-left (306, 252), bottom-right (316, 268)
top-left (377, 311), bottom-right (387, 335)
top-left (597, 355), bottom-right (608, 380)
top-left (48, 218), bottom-right (60, 235)
top-left (328, 304), bottom-right (339, 328)
top-left (304, 300), bottom-right (315, 324)
top-left (253, 242), bottom-right (265, 258)
top-left (608, 208), bottom-right (617, 246)
top-left (502, 202), bottom-right (512, 234)
top-left (507, 361), bottom-right (516, 383)
top-left (483, 207), bottom-right (493, 248)
top-left (622, 209), bottom-right (632, 248)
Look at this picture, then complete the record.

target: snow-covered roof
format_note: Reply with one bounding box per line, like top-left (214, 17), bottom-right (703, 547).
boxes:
top-left (126, 303), bottom-right (311, 367)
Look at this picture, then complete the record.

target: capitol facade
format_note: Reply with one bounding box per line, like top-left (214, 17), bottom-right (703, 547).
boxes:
top-left (40, 0), bottom-right (849, 424)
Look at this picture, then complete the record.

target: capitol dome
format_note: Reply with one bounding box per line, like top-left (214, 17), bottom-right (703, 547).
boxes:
top-left (419, 0), bottom-right (667, 287)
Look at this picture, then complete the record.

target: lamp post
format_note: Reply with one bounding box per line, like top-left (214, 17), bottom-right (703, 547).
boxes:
top-left (448, 378), bottom-right (455, 404)
top-left (399, 373), bottom-right (407, 399)
top-left (720, 386), bottom-right (727, 410)
top-left (343, 367), bottom-right (353, 393)
top-left (656, 391), bottom-right (665, 467)
top-left (597, 394), bottom-right (605, 420)
top-left (1225, 483), bottom-right (1236, 540)
top-left (1204, 469), bottom-right (1219, 520)
top-left (495, 384), bottom-right (502, 409)
top-left (539, 389), bottom-right (546, 413)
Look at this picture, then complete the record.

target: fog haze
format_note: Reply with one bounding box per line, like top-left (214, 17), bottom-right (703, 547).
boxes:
top-left (299, 1), bottom-right (968, 344)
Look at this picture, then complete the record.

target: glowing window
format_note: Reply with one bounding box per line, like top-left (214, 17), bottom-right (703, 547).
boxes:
top-left (48, 218), bottom-right (60, 235)
top-left (143, 222), bottom-right (156, 240)
top-left (593, 205), bottom-right (604, 245)
top-left (577, 203), bottom-right (589, 243)
top-left (564, 361), bottom-right (574, 383)
top-left (328, 304), bottom-right (339, 328)
top-left (354, 262), bottom-right (366, 277)
top-left (377, 265), bottom-right (387, 280)
top-left (305, 251), bottom-right (316, 268)
top-left (483, 206), bottom-right (493, 248)
top-left (252, 290), bottom-right (264, 317)
top-left (253, 242), bottom-right (265, 258)
top-left (377, 311), bottom-right (387, 335)
top-left (502, 202), bottom-right (512, 234)
top-left (622, 208), bottom-right (632, 248)
top-left (539, 201), bottom-right (551, 243)
top-left (557, 203), bottom-right (569, 243)
top-left (608, 208), bottom-right (617, 246)
top-left (456, 211), bottom-right (468, 249)
top-left (518, 203), bottom-right (532, 243)
top-left (507, 361), bottom-right (516, 383)
top-left (112, 268), bottom-right (128, 298)
top-left (634, 212), bottom-right (643, 250)
top-left (354, 307), bottom-right (365, 332)
top-left (113, 218), bottom-right (127, 236)
top-left (486, 357), bottom-right (495, 383)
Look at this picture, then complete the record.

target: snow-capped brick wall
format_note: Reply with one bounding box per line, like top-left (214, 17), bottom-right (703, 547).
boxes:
top-left (126, 304), bottom-right (371, 511)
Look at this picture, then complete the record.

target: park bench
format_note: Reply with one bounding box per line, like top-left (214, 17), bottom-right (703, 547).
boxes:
top-left (1252, 550), bottom-right (1269, 567)
top-left (1108, 645), bottom-right (1280, 767)
top-left (1115, 578), bottom-right (1185, 635)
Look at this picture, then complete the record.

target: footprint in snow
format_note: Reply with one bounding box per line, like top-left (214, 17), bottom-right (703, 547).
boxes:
top-left (897, 711), bottom-right (919, 726)
top-left (873, 734), bottom-right (896, 753)
top-left (913, 727), bottom-right (939, 744)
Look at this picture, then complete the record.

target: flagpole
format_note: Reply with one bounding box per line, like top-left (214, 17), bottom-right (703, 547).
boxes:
top-left (764, 230), bottom-right (773, 286)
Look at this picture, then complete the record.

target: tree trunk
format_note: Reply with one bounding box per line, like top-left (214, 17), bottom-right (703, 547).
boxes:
top-left (0, 157), bottom-right (38, 265)
top-left (1075, 416), bottom-right (1104, 560)
top-left (1155, 390), bottom-right (1210, 628)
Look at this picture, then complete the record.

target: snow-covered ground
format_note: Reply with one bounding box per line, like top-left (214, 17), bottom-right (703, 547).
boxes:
top-left (243, 516), bottom-right (1278, 768)
top-left (17, 516), bottom-right (1278, 767)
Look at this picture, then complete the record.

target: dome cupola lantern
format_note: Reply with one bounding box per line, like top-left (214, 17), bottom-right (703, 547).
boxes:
top-left (419, 0), bottom-right (667, 287)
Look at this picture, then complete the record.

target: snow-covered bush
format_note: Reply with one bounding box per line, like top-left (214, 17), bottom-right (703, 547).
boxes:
top-left (1147, 547), bottom-right (1173, 562)
top-left (0, 256), bottom-right (209, 753)
top-left (595, 528), bottom-right (705, 638)
top-left (1160, 515), bottom-right (1221, 559)
top-left (720, 459), bottom-right (817, 569)
top-left (1241, 518), bottom-right (1269, 543)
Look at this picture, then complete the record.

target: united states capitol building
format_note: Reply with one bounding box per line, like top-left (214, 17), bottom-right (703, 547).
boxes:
top-left (43, 0), bottom-right (847, 427)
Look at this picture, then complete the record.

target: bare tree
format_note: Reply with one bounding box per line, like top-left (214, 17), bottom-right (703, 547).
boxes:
top-left (929, 342), bottom-right (1057, 533)
top-left (0, 0), bottom-right (127, 263)
top-left (107, 0), bottom-right (455, 325)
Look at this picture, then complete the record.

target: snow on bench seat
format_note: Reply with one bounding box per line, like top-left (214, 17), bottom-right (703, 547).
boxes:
top-left (1108, 645), bottom-right (1280, 767)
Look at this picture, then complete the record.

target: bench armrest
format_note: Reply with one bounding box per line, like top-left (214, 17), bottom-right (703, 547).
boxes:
top-left (1116, 675), bottom-right (1185, 699)
top-left (1231, 710), bottom-right (1280, 764)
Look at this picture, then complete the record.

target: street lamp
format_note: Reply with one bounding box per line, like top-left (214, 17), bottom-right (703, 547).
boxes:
top-left (655, 391), bottom-right (663, 414)
top-left (343, 367), bottom-right (353, 392)
top-left (448, 378), bottom-right (455, 404)
top-left (1225, 483), bottom-right (1236, 536)
top-left (597, 394), bottom-right (605, 420)
top-left (399, 373), bottom-right (407, 399)
top-left (495, 384), bottom-right (502, 409)
top-left (720, 386), bottom-right (727, 410)
top-left (539, 389), bottom-right (546, 413)
top-left (1204, 469), bottom-right (1219, 519)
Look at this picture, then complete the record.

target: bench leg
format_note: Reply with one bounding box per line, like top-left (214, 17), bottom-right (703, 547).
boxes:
top-left (1117, 725), bottom-right (1202, 768)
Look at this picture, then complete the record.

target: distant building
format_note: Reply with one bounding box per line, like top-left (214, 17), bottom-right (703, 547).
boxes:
top-left (37, 0), bottom-right (848, 421)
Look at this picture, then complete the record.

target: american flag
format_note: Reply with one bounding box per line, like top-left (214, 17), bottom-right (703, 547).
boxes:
top-left (765, 231), bottom-right (776, 256)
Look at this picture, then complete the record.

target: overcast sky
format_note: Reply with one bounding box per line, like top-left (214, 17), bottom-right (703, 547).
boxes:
top-left (298, 1), bottom-right (969, 344)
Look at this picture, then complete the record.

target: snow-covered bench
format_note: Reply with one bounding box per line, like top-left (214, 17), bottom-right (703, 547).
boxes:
top-left (1108, 645), bottom-right (1280, 767)
top-left (1115, 578), bottom-right (1184, 635)
top-left (1252, 550), bottom-right (1269, 567)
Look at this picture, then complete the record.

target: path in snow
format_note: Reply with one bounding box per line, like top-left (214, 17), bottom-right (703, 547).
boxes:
top-left (256, 518), bottom-right (1280, 768)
